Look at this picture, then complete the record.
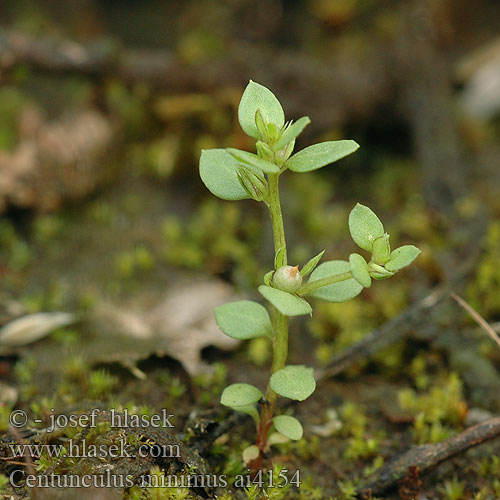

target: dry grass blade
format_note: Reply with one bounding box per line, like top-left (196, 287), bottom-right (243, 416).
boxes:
top-left (450, 292), bottom-right (500, 350)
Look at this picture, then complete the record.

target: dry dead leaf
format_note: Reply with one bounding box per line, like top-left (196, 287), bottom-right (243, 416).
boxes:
top-left (87, 279), bottom-right (241, 376)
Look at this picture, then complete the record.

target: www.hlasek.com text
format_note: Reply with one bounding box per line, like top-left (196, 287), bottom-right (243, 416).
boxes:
top-left (9, 438), bottom-right (180, 460)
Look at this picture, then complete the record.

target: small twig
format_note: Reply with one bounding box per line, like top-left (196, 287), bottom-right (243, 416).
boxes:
top-left (450, 292), bottom-right (500, 350)
top-left (8, 425), bottom-right (40, 500)
top-left (358, 416), bottom-right (500, 496)
top-left (316, 287), bottom-right (445, 381)
top-left (0, 459), bottom-right (29, 466)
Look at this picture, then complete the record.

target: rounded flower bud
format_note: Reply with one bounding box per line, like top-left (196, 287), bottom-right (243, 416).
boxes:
top-left (272, 265), bottom-right (303, 293)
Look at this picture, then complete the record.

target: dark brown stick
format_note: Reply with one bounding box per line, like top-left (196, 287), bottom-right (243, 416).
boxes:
top-left (315, 287), bottom-right (445, 381)
top-left (358, 416), bottom-right (500, 496)
top-left (8, 425), bottom-right (40, 500)
top-left (0, 30), bottom-right (193, 89)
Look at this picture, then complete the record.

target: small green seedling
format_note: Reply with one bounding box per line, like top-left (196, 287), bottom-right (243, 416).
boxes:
top-left (199, 80), bottom-right (420, 467)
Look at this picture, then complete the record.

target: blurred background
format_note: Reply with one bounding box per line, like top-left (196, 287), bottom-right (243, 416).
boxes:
top-left (0, 0), bottom-right (500, 498)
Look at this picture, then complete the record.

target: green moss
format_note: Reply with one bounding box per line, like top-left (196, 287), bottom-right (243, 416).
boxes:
top-left (243, 464), bottom-right (292, 500)
top-left (467, 222), bottom-right (500, 318)
top-left (157, 372), bottom-right (187, 407)
top-left (398, 372), bottom-right (466, 444)
top-left (338, 403), bottom-right (382, 461)
top-left (0, 473), bottom-right (10, 493)
top-left (440, 476), bottom-right (466, 500)
top-left (115, 244), bottom-right (155, 279)
top-left (145, 466), bottom-right (195, 499)
top-left (247, 337), bottom-right (271, 366)
top-left (32, 214), bottom-right (65, 245)
top-left (336, 479), bottom-right (357, 500)
top-left (193, 362), bottom-right (227, 406)
top-left (14, 357), bottom-right (38, 399)
top-left (0, 87), bottom-right (26, 150)
top-left (0, 219), bottom-right (32, 274)
top-left (88, 369), bottom-right (118, 399)
top-left (161, 199), bottom-right (262, 286)
top-left (298, 475), bottom-right (325, 500)
top-left (0, 405), bottom-right (13, 432)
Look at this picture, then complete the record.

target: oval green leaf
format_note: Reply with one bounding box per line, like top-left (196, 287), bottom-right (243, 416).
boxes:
top-left (220, 383), bottom-right (263, 408)
top-left (258, 285), bottom-right (312, 317)
top-left (309, 260), bottom-right (363, 302)
top-left (242, 445), bottom-right (260, 464)
top-left (233, 404), bottom-right (260, 423)
top-left (274, 116), bottom-right (311, 151)
top-left (348, 203), bottom-right (385, 251)
top-left (385, 245), bottom-right (421, 272)
top-left (270, 365), bottom-right (316, 401)
top-left (349, 253), bottom-right (371, 288)
top-left (273, 415), bottom-right (303, 441)
top-left (226, 148), bottom-right (279, 174)
top-left (215, 300), bottom-right (272, 340)
top-left (238, 81), bottom-right (285, 139)
top-left (199, 149), bottom-right (249, 201)
top-left (286, 140), bottom-right (359, 173)
top-left (268, 432), bottom-right (290, 445)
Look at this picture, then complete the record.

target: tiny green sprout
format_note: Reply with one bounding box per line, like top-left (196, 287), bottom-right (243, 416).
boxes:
top-left (198, 80), bottom-right (421, 468)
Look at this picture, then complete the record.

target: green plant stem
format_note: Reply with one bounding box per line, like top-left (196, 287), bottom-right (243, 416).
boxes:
top-left (267, 174), bottom-right (287, 265)
top-left (254, 173), bottom-right (289, 466)
top-left (297, 271), bottom-right (353, 296)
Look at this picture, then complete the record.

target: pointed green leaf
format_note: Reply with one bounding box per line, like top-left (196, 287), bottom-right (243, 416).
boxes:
top-left (372, 234), bottom-right (391, 265)
top-left (263, 270), bottom-right (274, 286)
top-left (258, 285), bottom-right (312, 316)
top-left (385, 245), bottom-right (421, 272)
top-left (301, 250), bottom-right (325, 278)
top-left (368, 262), bottom-right (395, 280)
top-left (199, 149), bottom-right (249, 201)
top-left (349, 253), bottom-right (371, 288)
top-left (273, 415), bottom-right (303, 441)
top-left (215, 300), bottom-right (272, 340)
top-left (238, 81), bottom-right (285, 139)
top-left (270, 365), bottom-right (316, 401)
top-left (309, 260), bottom-right (363, 302)
top-left (256, 140), bottom-right (274, 160)
top-left (226, 148), bottom-right (279, 174)
top-left (286, 140), bottom-right (359, 173)
top-left (278, 138), bottom-right (295, 165)
top-left (221, 383), bottom-right (263, 407)
top-left (274, 246), bottom-right (286, 269)
top-left (348, 203), bottom-right (385, 251)
top-left (266, 122), bottom-right (281, 143)
top-left (274, 116), bottom-right (311, 151)
top-left (255, 109), bottom-right (268, 138)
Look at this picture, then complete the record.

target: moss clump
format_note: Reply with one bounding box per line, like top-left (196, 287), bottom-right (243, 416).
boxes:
top-left (398, 372), bottom-right (467, 444)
